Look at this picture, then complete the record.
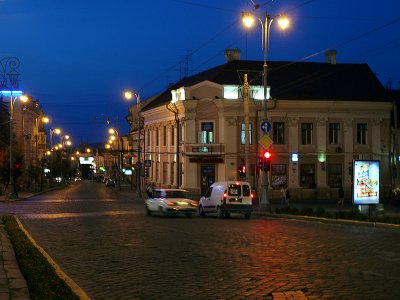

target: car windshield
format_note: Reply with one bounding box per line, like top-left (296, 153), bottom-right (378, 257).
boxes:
top-left (164, 191), bottom-right (188, 199)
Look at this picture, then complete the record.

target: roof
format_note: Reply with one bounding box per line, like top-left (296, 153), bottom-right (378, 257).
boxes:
top-left (142, 60), bottom-right (389, 111)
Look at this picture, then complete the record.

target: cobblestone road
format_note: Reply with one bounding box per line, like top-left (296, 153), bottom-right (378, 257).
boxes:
top-left (1, 181), bottom-right (400, 300)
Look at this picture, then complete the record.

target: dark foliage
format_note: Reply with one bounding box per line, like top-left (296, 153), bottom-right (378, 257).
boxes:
top-left (2, 216), bottom-right (79, 300)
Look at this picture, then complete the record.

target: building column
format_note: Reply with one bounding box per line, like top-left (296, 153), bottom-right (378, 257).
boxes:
top-left (316, 117), bottom-right (328, 188)
top-left (288, 117), bottom-right (299, 189)
top-left (343, 118), bottom-right (354, 187)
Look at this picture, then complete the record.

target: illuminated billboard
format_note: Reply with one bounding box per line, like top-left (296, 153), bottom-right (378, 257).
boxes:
top-left (353, 160), bottom-right (380, 205)
top-left (79, 157), bottom-right (94, 165)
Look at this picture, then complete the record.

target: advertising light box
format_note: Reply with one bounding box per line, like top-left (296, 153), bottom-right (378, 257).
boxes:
top-left (353, 160), bottom-right (380, 205)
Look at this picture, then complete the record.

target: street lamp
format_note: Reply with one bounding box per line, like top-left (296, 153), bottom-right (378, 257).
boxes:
top-left (108, 128), bottom-right (122, 191)
top-left (7, 94), bottom-right (29, 198)
top-left (49, 128), bottom-right (61, 187)
top-left (242, 6), bottom-right (290, 211)
top-left (1, 57), bottom-right (25, 199)
top-left (124, 90), bottom-right (142, 200)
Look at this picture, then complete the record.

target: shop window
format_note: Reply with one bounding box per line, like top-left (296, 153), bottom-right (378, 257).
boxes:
top-left (271, 164), bottom-right (287, 189)
top-left (300, 164), bottom-right (315, 188)
top-left (327, 163), bottom-right (342, 188)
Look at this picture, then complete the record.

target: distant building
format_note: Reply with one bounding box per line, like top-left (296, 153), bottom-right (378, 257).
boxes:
top-left (129, 50), bottom-right (393, 201)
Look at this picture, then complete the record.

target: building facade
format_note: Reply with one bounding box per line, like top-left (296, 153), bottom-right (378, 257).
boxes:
top-left (130, 51), bottom-right (393, 202)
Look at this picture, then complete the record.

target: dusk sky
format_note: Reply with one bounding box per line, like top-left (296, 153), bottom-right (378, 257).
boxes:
top-left (1, 0), bottom-right (399, 144)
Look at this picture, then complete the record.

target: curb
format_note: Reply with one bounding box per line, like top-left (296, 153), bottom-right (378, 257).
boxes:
top-left (254, 212), bottom-right (400, 229)
top-left (14, 217), bottom-right (91, 300)
top-left (0, 220), bottom-right (30, 300)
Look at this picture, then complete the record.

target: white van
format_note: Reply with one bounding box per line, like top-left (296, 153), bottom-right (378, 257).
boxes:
top-left (198, 181), bottom-right (253, 219)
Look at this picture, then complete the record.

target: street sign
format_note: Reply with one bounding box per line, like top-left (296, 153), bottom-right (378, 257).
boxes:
top-left (261, 120), bottom-right (271, 133)
top-left (259, 134), bottom-right (273, 149)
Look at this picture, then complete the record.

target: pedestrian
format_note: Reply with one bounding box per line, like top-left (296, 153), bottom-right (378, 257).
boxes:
top-left (280, 185), bottom-right (287, 207)
top-left (337, 186), bottom-right (344, 207)
top-left (285, 188), bottom-right (290, 207)
top-left (146, 182), bottom-right (155, 198)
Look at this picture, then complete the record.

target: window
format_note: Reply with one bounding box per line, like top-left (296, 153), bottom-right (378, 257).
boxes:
top-left (271, 164), bottom-right (287, 189)
top-left (163, 162), bottom-right (168, 184)
top-left (300, 164), bottom-right (315, 188)
top-left (171, 126), bottom-right (175, 146)
top-left (357, 123), bottom-right (367, 144)
top-left (223, 85), bottom-right (239, 99)
top-left (228, 184), bottom-right (241, 196)
top-left (179, 124), bottom-right (182, 145)
top-left (147, 129), bottom-right (150, 146)
top-left (329, 123), bottom-right (340, 145)
top-left (200, 122), bottom-right (214, 144)
top-left (327, 164), bottom-right (342, 188)
top-left (273, 122), bottom-right (285, 144)
top-left (163, 126), bottom-right (167, 146)
top-left (240, 123), bottom-right (252, 145)
top-left (301, 123), bottom-right (313, 145)
top-left (156, 128), bottom-right (159, 146)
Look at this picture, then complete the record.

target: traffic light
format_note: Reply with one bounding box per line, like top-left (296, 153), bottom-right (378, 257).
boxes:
top-left (262, 150), bottom-right (272, 171)
top-left (144, 167), bottom-right (149, 178)
top-left (238, 165), bottom-right (246, 175)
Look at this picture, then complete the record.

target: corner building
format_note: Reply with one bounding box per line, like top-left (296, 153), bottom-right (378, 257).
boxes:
top-left (133, 50), bottom-right (393, 202)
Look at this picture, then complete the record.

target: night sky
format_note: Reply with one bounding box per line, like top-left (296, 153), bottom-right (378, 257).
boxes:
top-left (1, 0), bottom-right (399, 144)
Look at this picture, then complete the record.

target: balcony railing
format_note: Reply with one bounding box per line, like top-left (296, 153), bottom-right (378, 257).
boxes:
top-left (184, 143), bottom-right (224, 156)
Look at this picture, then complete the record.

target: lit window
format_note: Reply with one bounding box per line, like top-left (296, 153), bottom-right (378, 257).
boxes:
top-left (200, 122), bottom-right (214, 144)
top-left (223, 85), bottom-right (239, 99)
top-left (241, 123), bottom-right (252, 145)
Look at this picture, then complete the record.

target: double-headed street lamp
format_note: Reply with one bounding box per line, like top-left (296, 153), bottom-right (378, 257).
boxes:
top-left (242, 6), bottom-right (290, 211)
top-left (124, 90), bottom-right (142, 200)
top-left (1, 56), bottom-right (25, 199)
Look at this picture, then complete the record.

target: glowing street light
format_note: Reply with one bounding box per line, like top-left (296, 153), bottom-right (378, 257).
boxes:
top-left (242, 4), bottom-right (290, 211)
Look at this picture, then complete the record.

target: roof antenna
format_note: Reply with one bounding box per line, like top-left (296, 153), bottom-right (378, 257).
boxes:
top-left (249, 0), bottom-right (261, 10)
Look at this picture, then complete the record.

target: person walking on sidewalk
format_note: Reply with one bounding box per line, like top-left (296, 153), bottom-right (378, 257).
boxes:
top-left (285, 188), bottom-right (291, 207)
top-left (337, 186), bottom-right (344, 207)
top-left (280, 185), bottom-right (287, 207)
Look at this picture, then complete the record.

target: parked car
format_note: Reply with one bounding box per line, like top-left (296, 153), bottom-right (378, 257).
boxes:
top-left (145, 188), bottom-right (198, 217)
top-left (105, 178), bottom-right (116, 187)
top-left (198, 181), bottom-right (253, 219)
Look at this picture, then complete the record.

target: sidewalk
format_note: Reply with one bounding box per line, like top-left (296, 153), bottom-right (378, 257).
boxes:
top-left (0, 219), bottom-right (30, 299)
top-left (0, 187), bottom-right (63, 300)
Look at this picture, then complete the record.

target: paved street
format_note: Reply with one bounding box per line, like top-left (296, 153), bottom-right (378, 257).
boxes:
top-left (1, 180), bottom-right (400, 300)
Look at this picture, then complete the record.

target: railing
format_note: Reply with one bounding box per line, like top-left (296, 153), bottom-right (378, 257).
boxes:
top-left (184, 143), bottom-right (224, 156)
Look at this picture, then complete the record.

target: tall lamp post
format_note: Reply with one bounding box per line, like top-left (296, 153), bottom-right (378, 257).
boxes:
top-left (49, 128), bottom-right (61, 187)
top-left (124, 90), bottom-right (142, 200)
top-left (1, 57), bottom-right (27, 199)
top-left (242, 6), bottom-right (289, 211)
top-left (109, 128), bottom-right (122, 191)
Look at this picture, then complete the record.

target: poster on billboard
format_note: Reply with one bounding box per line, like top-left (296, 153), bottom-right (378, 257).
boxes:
top-left (353, 160), bottom-right (380, 205)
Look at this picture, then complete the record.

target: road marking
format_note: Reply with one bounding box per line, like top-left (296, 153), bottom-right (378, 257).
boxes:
top-left (20, 210), bottom-right (141, 219)
top-left (272, 291), bottom-right (308, 300)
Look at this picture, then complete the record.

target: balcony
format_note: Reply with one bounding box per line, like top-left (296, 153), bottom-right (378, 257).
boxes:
top-left (184, 143), bottom-right (224, 156)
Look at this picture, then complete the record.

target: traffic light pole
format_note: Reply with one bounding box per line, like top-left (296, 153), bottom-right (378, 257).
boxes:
top-left (259, 14), bottom-right (272, 212)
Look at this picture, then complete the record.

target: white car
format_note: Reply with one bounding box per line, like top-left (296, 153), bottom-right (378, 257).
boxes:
top-left (145, 188), bottom-right (198, 217)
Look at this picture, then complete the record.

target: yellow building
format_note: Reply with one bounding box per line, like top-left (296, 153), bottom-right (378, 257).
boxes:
top-left (130, 50), bottom-right (393, 202)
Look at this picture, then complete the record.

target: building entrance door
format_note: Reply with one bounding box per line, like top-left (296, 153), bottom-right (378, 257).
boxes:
top-left (200, 164), bottom-right (215, 195)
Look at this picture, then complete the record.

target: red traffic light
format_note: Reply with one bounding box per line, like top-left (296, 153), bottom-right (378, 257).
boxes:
top-left (263, 151), bottom-right (271, 159)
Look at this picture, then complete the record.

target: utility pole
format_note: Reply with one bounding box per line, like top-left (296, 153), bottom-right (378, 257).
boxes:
top-left (244, 74), bottom-right (250, 183)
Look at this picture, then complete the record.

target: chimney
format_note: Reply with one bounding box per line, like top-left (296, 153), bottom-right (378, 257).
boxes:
top-left (325, 50), bottom-right (337, 65)
top-left (224, 49), bottom-right (241, 63)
